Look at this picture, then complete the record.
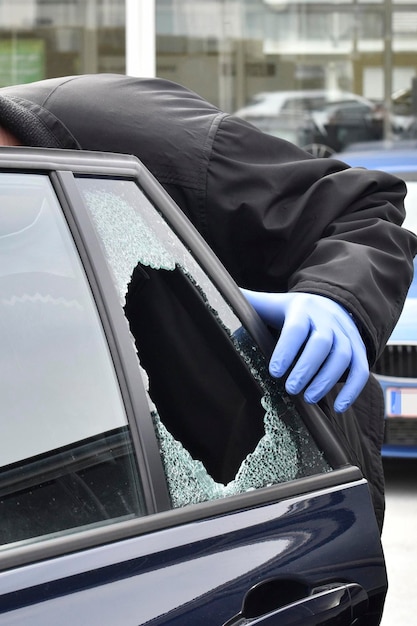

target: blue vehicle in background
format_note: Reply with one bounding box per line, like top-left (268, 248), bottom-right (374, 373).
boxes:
top-left (334, 143), bottom-right (417, 458)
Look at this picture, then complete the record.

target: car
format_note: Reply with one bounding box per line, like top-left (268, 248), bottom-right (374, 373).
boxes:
top-left (309, 99), bottom-right (384, 153)
top-left (333, 145), bottom-right (417, 458)
top-left (234, 90), bottom-right (384, 156)
top-left (0, 146), bottom-right (386, 625)
top-left (397, 118), bottom-right (417, 140)
top-left (391, 87), bottom-right (416, 134)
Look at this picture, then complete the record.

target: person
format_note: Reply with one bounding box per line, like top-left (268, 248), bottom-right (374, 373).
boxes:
top-left (0, 125), bottom-right (21, 146)
top-left (0, 74), bottom-right (415, 532)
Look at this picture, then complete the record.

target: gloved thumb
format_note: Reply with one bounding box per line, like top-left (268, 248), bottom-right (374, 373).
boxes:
top-left (240, 288), bottom-right (289, 327)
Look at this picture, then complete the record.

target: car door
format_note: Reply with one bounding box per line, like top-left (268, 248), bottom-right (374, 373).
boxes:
top-left (0, 148), bottom-right (387, 626)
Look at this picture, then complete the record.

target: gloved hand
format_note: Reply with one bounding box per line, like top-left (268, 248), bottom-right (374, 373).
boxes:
top-left (240, 289), bottom-right (369, 412)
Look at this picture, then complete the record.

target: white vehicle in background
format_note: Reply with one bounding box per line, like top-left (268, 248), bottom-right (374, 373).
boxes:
top-left (235, 89), bottom-right (373, 119)
top-left (234, 89), bottom-right (384, 156)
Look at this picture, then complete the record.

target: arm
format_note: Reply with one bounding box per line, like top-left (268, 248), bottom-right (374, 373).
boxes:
top-left (203, 115), bottom-right (416, 365)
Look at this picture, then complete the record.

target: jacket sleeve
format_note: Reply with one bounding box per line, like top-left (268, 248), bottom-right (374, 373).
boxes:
top-left (200, 114), bottom-right (417, 364)
top-left (4, 73), bottom-right (414, 364)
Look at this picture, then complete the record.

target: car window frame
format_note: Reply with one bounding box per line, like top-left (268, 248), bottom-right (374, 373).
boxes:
top-left (51, 169), bottom-right (171, 512)
top-left (0, 147), bottom-right (363, 572)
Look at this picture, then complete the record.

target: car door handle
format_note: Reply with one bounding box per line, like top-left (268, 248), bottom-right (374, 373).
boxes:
top-left (223, 580), bottom-right (368, 625)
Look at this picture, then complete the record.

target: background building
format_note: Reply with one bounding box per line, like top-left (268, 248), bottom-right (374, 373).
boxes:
top-left (0, 0), bottom-right (415, 144)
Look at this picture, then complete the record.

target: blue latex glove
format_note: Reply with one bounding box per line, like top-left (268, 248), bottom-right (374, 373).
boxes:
top-left (240, 289), bottom-right (369, 412)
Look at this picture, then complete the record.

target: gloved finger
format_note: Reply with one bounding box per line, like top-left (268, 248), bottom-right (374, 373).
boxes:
top-left (333, 342), bottom-right (370, 412)
top-left (284, 326), bottom-right (342, 396)
top-left (241, 288), bottom-right (370, 411)
top-left (302, 333), bottom-right (353, 404)
top-left (269, 314), bottom-right (312, 378)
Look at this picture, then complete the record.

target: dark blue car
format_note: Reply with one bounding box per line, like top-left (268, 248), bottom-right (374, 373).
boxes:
top-left (0, 148), bottom-right (386, 625)
top-left (334, 143), bottom-right (417, 459)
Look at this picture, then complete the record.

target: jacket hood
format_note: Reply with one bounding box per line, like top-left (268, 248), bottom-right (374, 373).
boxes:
top-left (0, 94), bottom-right (80, 149)
top-left (0, 74), bottom-right (223, 193)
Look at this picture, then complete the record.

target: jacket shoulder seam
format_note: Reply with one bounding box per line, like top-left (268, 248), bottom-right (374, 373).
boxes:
top-left (198, 111), bottom-right (228, 239)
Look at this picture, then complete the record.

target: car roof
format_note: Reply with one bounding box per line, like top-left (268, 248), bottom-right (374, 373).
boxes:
top-left (251, 89), bottom-right (367, 100)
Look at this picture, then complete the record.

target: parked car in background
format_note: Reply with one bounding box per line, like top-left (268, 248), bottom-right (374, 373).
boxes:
top-left (391, 87), bottom-right (416, 134)
top-left (310, 99), bottom-right (384, 153)
top-left (0, 147), bottom-right (386, 625)
top-left (234, 89), bottom-right (375, 121)
top-left (234, 90), bottom-right (384, 156)
top-left (333, 145), bottom-right (417, 458)
top-left (398, 118), bottom-right (417, 140)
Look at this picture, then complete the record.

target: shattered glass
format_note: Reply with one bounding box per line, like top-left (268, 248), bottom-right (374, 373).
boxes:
top-left (149, 326), bottom-right (329, 507)
top-left (77, 177), bottom-right (331, 509)
top-left (81, 188), bottom-right (176, 304)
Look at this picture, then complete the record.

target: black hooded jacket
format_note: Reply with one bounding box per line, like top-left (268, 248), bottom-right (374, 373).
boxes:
top-left (0, 73), bottom-right (416, 530)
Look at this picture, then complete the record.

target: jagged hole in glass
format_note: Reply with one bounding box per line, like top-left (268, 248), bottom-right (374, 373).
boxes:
top-left (82, 184), bottom-right (330, 508)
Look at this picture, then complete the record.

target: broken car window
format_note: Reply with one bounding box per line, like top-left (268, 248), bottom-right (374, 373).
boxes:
top-left (77, 177), bottom-right (331, 508)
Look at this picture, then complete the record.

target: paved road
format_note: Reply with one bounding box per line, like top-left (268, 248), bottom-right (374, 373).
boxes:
top-left (380, 458), bottom-right (417, 625)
